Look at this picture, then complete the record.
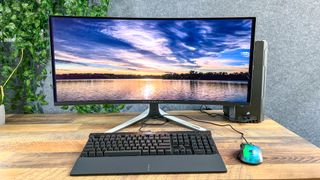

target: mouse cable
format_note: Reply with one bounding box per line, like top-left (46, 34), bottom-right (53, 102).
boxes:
top-left (197, 105), bottom-right (249, 144)
top-left (166, 114), bottom-right (249, 144)
top-left (137, 107), bottom-right (249, 144)
top-left (200, 105), bottom-right (230, 119)
top-left (138, 118), bottom-right (169, 133)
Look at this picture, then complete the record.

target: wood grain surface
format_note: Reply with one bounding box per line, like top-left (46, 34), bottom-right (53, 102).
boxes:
top-left (0, 110), bottom-right (320, 180)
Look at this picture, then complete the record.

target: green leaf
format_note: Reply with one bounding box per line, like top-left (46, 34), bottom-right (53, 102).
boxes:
top-left (11, 3), bottom-right (20, 11)
top-left (61, 105), bottom-right (69, 110)
top-left (11, 15), bottom-right (17, 21)
top-left (118, 104), bottom-right (125, 110)
top-left (40, 100), bottom-right (48, 106)
top-left (4, 6), bottom-right (11, 14)
top-left (35, 20), bottom-right (40, 28)
top-left (23, 70), bottom-right (31, 77)
top-left (5, 23), bottom-right (16, 31)
top-left (37, 94), bottom-right (46, 101)
top-left (2, 65), bottom-right (12, 73)
top-left (25, 80), bottom-right (30, 86)
top-left (22, 3), bottom-right (28, 9)
top-left (23, 105), bottom-right (33, 112)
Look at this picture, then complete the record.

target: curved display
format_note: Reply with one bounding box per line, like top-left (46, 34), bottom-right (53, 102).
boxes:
top-left (50, 16), bottom-right (255, 105)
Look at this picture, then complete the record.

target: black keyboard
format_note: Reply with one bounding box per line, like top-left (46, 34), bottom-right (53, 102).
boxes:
top-left (71, 131), bottom-right (227, 175)
top-left (81, 131), bottom-right (217, 157)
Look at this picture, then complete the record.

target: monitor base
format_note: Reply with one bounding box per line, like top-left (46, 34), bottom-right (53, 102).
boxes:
top-left (106, 103), bottom-right (207, 133)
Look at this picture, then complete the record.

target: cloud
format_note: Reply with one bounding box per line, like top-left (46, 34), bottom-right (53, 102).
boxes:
top-left (127, 67), bottom-right (137, 71)
top-left (52, 17), bottom-right (253, 75)
top-left (170, 27), bottom-right (188, 38)
top-left (113, 50), bottom-right (191, 74)
top-left (179, 42), bottom-right (196, 51)
top-left (199, 50), bottom-right (218, 56)
top-left (55, 59), bottom-right (90, 66)
top-left (193, 57), bottom-right (249, 73)
top-left (54, 50), bottom-right (139, 71)
top-left (241, 51), bottom-right (250, 58)
top-left (100, 21), bottom-right (172, 57)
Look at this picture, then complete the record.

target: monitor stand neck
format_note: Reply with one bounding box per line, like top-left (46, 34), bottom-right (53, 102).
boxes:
top-left (106, 103), bottom-right (207, 133)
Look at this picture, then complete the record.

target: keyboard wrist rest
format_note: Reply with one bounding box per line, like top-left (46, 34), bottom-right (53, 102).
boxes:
top-left (71, 154), bottom-right (227, 175)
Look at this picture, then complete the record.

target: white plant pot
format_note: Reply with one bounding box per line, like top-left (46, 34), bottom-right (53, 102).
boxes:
top-left (0, 105), bottom-right (5, 125)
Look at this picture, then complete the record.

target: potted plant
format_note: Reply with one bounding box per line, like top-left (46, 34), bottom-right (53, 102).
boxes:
top-left (0, 49), bottom-right (24, 125)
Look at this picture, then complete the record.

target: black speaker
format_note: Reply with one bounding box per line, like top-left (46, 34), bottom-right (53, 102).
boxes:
top-left (223, 40), bottom-right (268, 123)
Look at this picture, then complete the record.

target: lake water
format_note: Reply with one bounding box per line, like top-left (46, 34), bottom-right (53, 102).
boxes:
top-left (56, 79), bottom-right (248, 102)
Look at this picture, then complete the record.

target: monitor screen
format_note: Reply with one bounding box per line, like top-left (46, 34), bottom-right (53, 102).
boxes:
top-left (50, 16), bottom-right (255, 105)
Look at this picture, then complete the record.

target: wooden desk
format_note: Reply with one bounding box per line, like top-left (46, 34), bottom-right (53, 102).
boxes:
top-left (0, 111), bottom-right (320, 179)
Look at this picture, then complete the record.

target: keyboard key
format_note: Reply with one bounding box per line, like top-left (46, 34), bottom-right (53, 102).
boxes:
top-left (159, 143), bottom-right (170, 146)
top-left (180, 149), bottom-right (186, 154)
top-left (157, 146), bottom-right (171, 150)
top-left (165, 149), bottom-right (172, 155)
top-left (172, 141), bottom-right (178, 146)
top-left (150, 150), bottom-right (157, 155)
top-left (173, 149), bottom-right (179, 155)
top-left (142, 150), bottom-right (149, 155)
top-left (157, 149), bottom-right (164, 155)
top-left (194, 149), bottom-right (205, 154)
top-left (186, 149), bottom-right (193, 154)
top-left (97, 151), bottom-right (103, 157)
top-left (81, 152), bottom-right (88, 157)
top-left (104, 150), bottom-right (141, 156)
top-left (88, 151), bottom-right (95, 157)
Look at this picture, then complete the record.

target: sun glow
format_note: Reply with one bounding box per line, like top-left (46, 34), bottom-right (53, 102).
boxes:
top-left (143, 83), bottom-right (154, 99)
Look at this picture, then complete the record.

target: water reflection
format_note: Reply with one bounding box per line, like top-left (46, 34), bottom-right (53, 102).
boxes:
top-left (143, 81), bottom-right (154, 99)
top-left (56, 79), bottom-right (248, 102)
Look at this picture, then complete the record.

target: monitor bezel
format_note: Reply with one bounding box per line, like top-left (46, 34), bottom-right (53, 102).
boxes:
top-left (49, 16), bottom-right (256, 106)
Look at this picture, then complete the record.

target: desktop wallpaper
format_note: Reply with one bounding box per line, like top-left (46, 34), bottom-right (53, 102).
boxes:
top-left (51, 17), bottom-right (253, 103)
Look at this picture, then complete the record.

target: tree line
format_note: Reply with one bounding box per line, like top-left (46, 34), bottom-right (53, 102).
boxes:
top-left (56, 71), bottom-right (249, 81)
top-left (55, 73), bottom-right (162, 80)
top-left (162, 71), bottom-right (249, 81)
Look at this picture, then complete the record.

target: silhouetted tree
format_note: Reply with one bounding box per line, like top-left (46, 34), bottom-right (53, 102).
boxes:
top-left (56, 71), bottom-right (249, 81)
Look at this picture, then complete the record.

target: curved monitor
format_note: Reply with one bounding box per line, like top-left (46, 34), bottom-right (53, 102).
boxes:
top-left (49, 16), bottom-right (255, 105)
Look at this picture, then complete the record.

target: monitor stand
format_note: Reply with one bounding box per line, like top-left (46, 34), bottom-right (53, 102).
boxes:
top-left (106, 103), bottom-right (207, 133)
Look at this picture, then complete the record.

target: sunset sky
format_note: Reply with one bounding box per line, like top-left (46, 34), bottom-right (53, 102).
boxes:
top-left (52, 18), bottom-right (253, 75)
